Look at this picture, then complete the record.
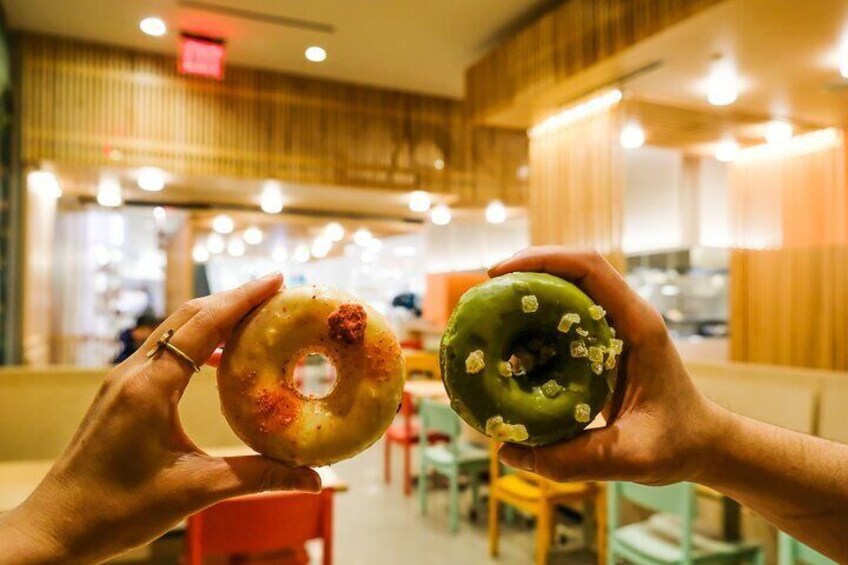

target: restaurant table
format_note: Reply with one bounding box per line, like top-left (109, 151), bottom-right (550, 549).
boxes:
top-left (0, 446), bottom-right (348, 515)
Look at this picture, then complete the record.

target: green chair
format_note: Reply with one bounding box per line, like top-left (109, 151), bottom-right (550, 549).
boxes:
top-left (778, 532), bottom-right (836, 565)
top-left (418, 398), bottom-right (489, 533)
top-left (607, 482), bottom-right (763, 564)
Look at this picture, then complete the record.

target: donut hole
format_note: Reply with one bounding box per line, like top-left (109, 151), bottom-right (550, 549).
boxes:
top-left (293, 353), bottom-right (338, 399)
top-left (504, 331), bottom-right (560, 387)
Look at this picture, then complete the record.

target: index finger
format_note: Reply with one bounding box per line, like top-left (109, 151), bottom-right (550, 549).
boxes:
top-left (488, 247), bottom-right (658, 340)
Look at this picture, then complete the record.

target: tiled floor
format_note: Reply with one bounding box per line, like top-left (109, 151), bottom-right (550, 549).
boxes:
top-left (125, 438), bottom-right (598, 564)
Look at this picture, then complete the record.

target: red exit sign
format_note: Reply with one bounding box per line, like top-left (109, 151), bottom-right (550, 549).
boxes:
top-left (178, 34), bottom-right (226, 80)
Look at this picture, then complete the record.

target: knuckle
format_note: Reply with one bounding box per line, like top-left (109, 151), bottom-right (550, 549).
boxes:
top-left (177, 298), bottom-right (205, 319)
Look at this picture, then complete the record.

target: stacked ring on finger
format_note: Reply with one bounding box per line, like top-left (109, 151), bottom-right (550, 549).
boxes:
top-left (440, 272), bottom-right (622, 446)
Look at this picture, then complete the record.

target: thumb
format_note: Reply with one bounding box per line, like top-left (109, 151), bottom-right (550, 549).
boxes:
top-left (197, 455), bottom-right (322, 502)
top-left (499, 426), bottom-right (623, 483)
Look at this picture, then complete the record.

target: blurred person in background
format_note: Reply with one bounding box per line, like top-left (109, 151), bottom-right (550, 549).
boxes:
top-left (113, 313), bottom-right (161, 364)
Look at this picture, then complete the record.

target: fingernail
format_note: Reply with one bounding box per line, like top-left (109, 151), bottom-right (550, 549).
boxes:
top-left (499, 445), bottom-right (535, 472)
top-left (294, 472), bottom-right (322, 493)
top-left (259, 271), bottom-right (282, 282)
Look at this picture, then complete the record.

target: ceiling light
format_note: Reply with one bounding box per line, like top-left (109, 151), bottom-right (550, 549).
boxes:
top-left (137, 167), bottom-right (165, 192)
top-left (434, 159), bottom-right (445, 170)
top-left (272, 246), bottom-right (288, 263)
top-left (192, 245), bottom-right (210, 263)
top-left (27, 171), bottom-right (61, 199)
top-left (707, 65), bottom-right (739, 106)
top-left (305, 46), bottom-right (327, 63)
top-left (96, 176), bottom-right (123, 207)
top-left (409, 190), bottom-right (431, 213)
top-left (243, 226), bottom-right (263, 245)
top-left (260, 181), bottom-right (284, 214)
top-left (714, 140), bottom-right (740, 162)
top-left (311, 237), bottom-right (332, 258)
top-left (325, 221), bottom-right (345, 242)
top-left (619, 123), bottom-right (645, 149)
top-left (212, 214), bottom-right (234, 234)
top-left (765, 120), bottom-right (793, 144)
top-left (153, 206), bottom-right (167, 222)
top-left (353, 228), bottom-right (372, 246)
top-left (430, 204), bottom-right (452, 226)
top-left (227, 237), bottom-right (246, 257)
top-left (529, 89), bottom-right (623, 137)
top-left (293, 244), bottom-right (311, 263)
top-left (139, 17), bottom-right (167, 37)
top-left (485, 200), bottom-right (507, 224)
top-left (206, 233), bottom-right (225, 254)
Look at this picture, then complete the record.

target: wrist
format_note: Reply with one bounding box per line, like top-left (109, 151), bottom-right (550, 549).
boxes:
top-left (687, 398), bottom-right (739, 486)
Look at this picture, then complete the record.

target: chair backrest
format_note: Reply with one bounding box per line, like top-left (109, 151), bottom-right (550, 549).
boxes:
top-left (608, 482), bottom-right (696, 558)
top-left (185, 491), bottom-right (331, 565)
top-left (778, 533), bottom-right (837, 565)
top-left (419, 398), bottom-right (461, 440)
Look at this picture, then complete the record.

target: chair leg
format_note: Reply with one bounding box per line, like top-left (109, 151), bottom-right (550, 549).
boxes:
top-left (383, 438), bottom-right (391, 484)
top-left (535, 503), bottom-right (552, 565)
top-left (419, 458), bottom-right (428, 516)
top-left (595, 488), bottom-right (607, 565)
top-left (488, 493), bottom-right (500, 557)
top-left (449, 470), bottom-right (460, 533)
top-left (403, 441), bottom-right (412, 496)
top-left (471, 474), bottom-right (480, 509)
top-left (753, 549), bottom-right (765, 565)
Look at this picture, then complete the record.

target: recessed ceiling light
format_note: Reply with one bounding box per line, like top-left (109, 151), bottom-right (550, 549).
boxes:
top-left (430, 204), bottom-right (452, 226)
top-left (137, 167), bottom-right (165, 192)
top-left (192, 245), bottom-right (210, 263)
top-left (153, 206), bottom-right (167, 222)
top-left (765, 120), bottom-right (793, 144)
top-left (28, 171), bottom-right (62, 199)
top-left (714, 140), bottom-right (740, 162)
top-left (707, 65), bottom-right (739, 106)
top-left (325, 221), bottom-right (345, 242)
top-left (243, 226), bottom-right (263, 245)
top-left (260, 181), bottom-right (284, 214)
top-left (206, 233), bottom-right (225, 254)
top-left (227, 237), bottom-right (246, 257)
top-left (485, 200), bottom-right (507, 224)
top-left (96, 176), bottom-right (123, 207)
top-left (619, 123), bottom-right (645, 149)
top-left (434, 158), bottom-right (445, 170)
top-left (293, 244), bottom-right (311, 263)
top-left (353, 228), bottom-right (372, 246)
top-left (409, 190), bottom-right (431, 213)
top-left (212, 214), bottom-right (234, 234)
top-left (139, 17), bottom-right (167, 37)
top-left (305, 46), bottom-right (327, 63)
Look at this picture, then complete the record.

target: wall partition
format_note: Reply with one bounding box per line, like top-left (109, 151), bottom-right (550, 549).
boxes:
top-left (729, 129), bottom-right (848, 370)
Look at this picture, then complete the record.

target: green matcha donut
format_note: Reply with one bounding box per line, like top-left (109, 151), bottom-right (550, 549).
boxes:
top-left (440, 272), bottom-right (622, 446)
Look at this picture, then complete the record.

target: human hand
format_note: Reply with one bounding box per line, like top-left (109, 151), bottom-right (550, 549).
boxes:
top-left (489, 247), bottom-right (729, 486)
top-left (0, 273), bottom-right (321, 564)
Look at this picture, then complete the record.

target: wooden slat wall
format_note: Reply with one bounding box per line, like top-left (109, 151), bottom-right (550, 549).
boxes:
top-left (465, 0), bottom-right (725, 124)
top-left (729, 134), bottom-right (848, 371)
top-left (18, 33), bottom-right (528, 206)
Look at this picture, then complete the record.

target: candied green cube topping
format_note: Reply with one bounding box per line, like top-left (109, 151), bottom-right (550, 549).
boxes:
top-left (570, 341), bottom-right (588, 358)
top-left (557, 313), bottom-right (581, 333)
top-left (591, 362), bottom-right (604, 375)
top-left (541, 379), bottom-right (562, 398)
top-left (588, 346), bottom-right (604, 363)
top-left (609, 338), bottom-right (624, 355)
top-left (588, 305), bottom-right (606, 320)
top-left (465, 350), bottom-right (485, 374)
top-left (498, 361), bottom-right (514, 378)
top-left (521, 295), bottom-right (539, 313)
top-left (567, 381), bottom-right (588, 393)
top-left (604, 352), bottom-right (617, 370)
top-left (575, 403), bottom-right (591, 423)
top-left (485, 415), bottom-right (529, 442)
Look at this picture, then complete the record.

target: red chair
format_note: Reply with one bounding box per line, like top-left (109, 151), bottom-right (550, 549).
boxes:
top-left (185, 491), bottom-right (333, 565)
top-left (384, 391), bottom-right (448, 496)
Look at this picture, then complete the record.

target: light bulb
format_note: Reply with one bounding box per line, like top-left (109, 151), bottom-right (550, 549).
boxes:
top-left (96, 176), bottom-right (123, 207)
top-left (707, 65), bottom-right (739, 106)
top-left (192, 245), bottom-right (210, 263)
top-left (619, 123), bottom-right (645, 149)
top-left (243, 226), bottom-right (263, 245)
top-left (206, 233), bottom-right (225, 254)
top-left (714, 141), bottom-right (740, 162)
top-left (353, 228), bottom-right (372, 246)
top-left (137, 167), bottom-right (165, 192)
top-left (430, 204), bottom-right (452, 226)
top-left (305, 46), bottom-right (327, 62)
top-left (260, 181), bottom-right (284, 214)
top-left (325, 221), bottom-right (345, 242)
top-left (293, 244), bottom-right (311, 263)
top-left (409, 190), bottom-right (431, 213)
top-left (434, 158), bottom-right (445, 170)
top-left (212, 214), bottom-right (234, 234)
top-left (765, 120), bottom-right (793, 144)
top-left (139, 17), bottom-right (167, 37)
top-left (485, 200), bottom-right (507, 224)
top-left (227, 237), bottom-right (246, 257)
top-left (28, 171), bottom-right (62, 199)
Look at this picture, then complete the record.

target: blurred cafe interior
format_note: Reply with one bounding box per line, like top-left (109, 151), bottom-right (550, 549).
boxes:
top-left (0, 0), bottom-right (847, 563)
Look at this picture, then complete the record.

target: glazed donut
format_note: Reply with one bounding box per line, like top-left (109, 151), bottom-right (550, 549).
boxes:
top-left (217, 285), bottom-right (405, 467)
top-left (440, 272), bottom-right (622, 446)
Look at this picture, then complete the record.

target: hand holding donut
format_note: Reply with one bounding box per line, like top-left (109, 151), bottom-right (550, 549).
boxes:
top-left (489, 247), bottom-right (726, 486)
top-left (0, 273), bottom-right (321, 565)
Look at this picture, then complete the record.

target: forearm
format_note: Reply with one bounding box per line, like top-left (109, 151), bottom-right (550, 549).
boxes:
top-left (0, 503), bottom-right (70, 564)
top-left (697, 404), bottom-right (848, 561)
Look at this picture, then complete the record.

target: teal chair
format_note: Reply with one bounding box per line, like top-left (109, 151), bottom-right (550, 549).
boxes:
top-left (778, 533), bottom-right (836, 565)
top-left (607, 482), bottom-right (763, 564)
top-left (418, 398), bottom-right (489, 533)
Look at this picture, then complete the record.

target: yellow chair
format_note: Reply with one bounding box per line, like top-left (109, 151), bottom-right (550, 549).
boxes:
top-left (488, 441), bottom-right (606, 565)
top-left (403, 349), bottom-right (442, 379)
